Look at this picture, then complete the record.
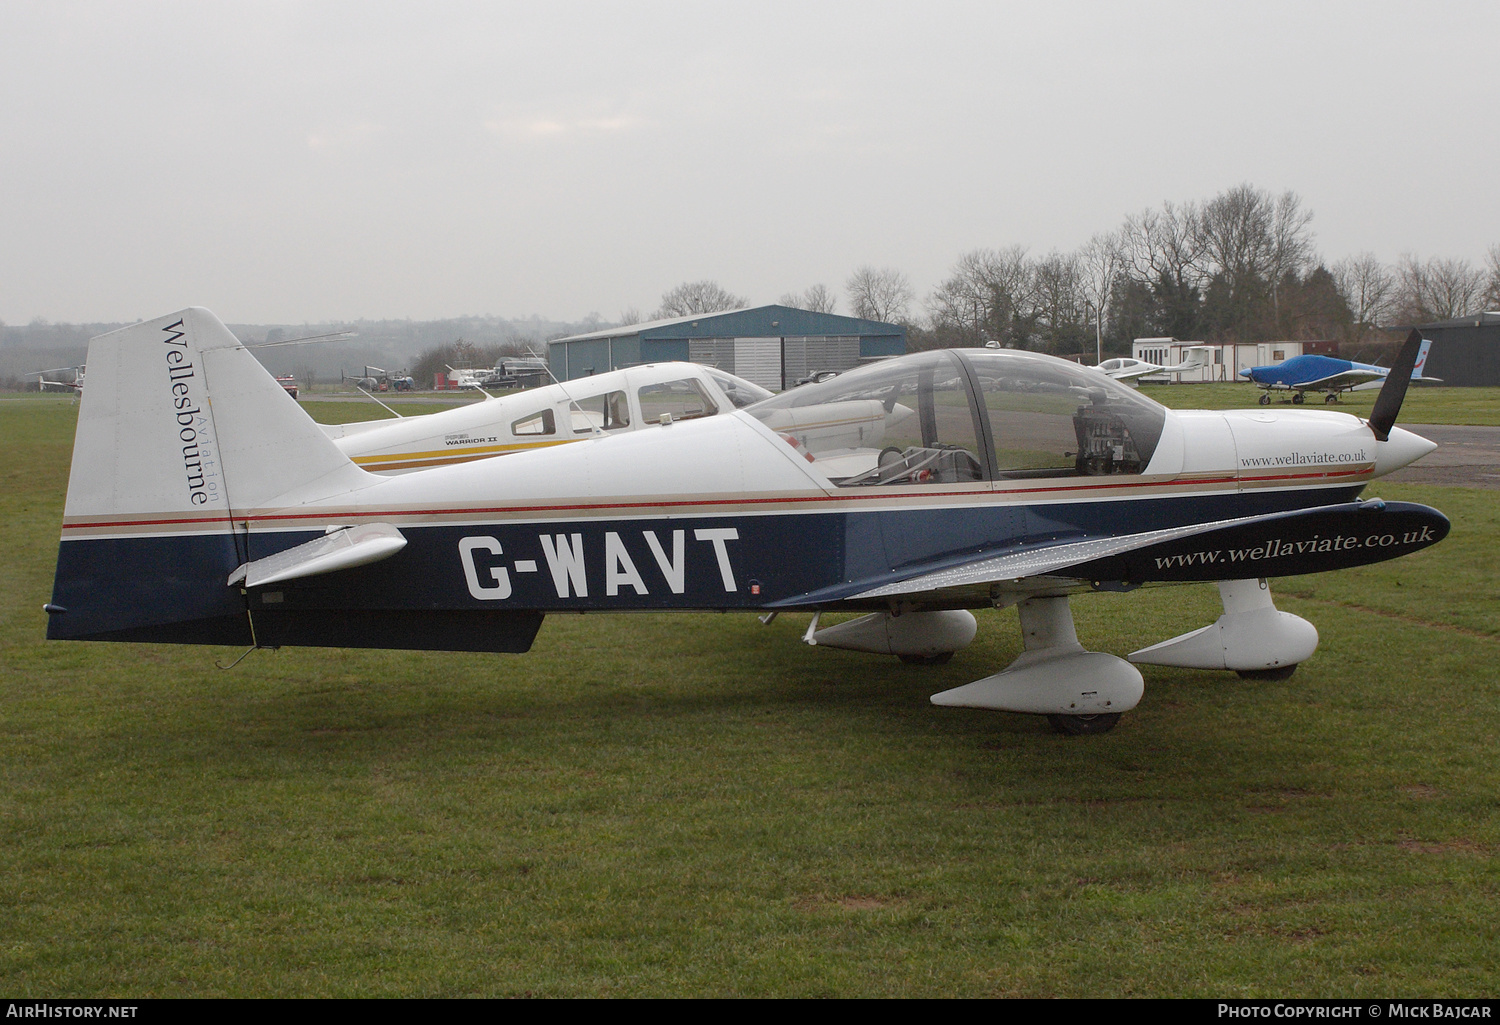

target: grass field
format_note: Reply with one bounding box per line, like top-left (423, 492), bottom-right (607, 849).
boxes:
top-left (1, 396), bottom-right (1496, 997)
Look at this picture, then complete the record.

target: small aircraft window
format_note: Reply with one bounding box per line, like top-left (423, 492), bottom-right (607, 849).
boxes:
top-left (570, 390), bottom-right (631, 433)
top-left (511, 409), bottom-right (556, 436)
top-left (639, 380), bottom-right (719, 423)
top-left (706, 371), bottom-right (774, 409)
top-left (961, 351), bottom-right (1166, 477)
top-left (747, 350), bottom-right (983, 486)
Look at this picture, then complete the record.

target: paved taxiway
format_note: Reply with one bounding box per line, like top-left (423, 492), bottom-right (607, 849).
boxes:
top-left (1385, 425), bottom-right (1500, 489)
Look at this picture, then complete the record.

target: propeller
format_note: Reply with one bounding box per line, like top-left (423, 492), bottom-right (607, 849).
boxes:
top-left (1367, 330), bottom-right (1424, 443)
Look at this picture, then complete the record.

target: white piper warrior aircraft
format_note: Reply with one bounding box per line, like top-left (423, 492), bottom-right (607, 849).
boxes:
top-left (322, 363), bottom-right (773, 474)
top-left (46, 309), bottom-right (1446, 735)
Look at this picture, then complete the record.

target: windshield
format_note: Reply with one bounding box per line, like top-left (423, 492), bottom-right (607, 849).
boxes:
top-left (707, 370), bottom-right (774, 409)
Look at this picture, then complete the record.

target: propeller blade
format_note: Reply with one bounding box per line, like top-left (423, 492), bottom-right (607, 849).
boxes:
top-left (1368, 330), bottom-right (1424, 442)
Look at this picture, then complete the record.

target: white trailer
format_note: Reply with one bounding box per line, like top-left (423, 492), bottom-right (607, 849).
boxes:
top-left (1131, 338), bottom-right (1305, 383)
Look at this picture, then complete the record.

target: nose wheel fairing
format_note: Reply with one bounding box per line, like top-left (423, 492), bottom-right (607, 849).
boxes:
top-left (1128, 578), bottom-right (1317, 674)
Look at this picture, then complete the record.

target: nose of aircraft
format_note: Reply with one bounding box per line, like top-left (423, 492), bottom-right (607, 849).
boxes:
top-left (1372, 425), bottom-right (1437, 478)
top-left (1237, 368), bottom-right (1251, 378)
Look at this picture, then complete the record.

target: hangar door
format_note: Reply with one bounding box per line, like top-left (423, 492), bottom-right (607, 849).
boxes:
top-left (732, 338), bottom-right (782, 391)
top-left (688, 337), bottom-right (784, 392)
top-left (783, 335), bottom-right (860, 388)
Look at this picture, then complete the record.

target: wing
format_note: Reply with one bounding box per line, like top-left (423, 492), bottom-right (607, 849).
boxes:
top-left (769, 501), bottom-right (1448, 609)
top-left (1103, 363), bottom-right (1162, 381)
top-left (1293, 368), bottom-right (1386, 391)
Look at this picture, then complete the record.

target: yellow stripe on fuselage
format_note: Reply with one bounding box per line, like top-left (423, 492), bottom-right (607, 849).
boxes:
top-left (349, 438), bottom-right (578, 471)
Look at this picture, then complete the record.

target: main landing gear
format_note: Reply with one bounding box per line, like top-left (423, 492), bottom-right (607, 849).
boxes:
top-left (804, 579), bottom-right (1319, 736)
top-left (929, 579), bottom-right (1317, 734)
top-left (930, 595), bottom-right (1143, 734)
top-left (1046, 712), bottom-right (1123, 735)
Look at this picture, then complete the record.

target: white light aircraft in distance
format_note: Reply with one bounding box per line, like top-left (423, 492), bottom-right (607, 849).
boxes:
top-left (30, 365), bottom-right (86, 395)
top-left (322, 363), bottom-right (774, 474)
top-left (1097, 346), bottom-right (1211, 384)
top-left (46, 310), bottom-right (1446, 735)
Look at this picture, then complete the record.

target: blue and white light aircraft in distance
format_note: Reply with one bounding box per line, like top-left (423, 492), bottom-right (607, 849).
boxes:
top-left (46, 310), bottom-right (1446, 735)
top-left (1241, 338), bottom-right (1439, 404)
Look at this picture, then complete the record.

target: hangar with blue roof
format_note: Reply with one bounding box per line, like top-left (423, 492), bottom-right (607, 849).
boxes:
top-left (548, 305), bottom-right (906, 391)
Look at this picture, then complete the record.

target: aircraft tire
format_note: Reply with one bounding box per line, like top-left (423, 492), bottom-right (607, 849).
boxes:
top-left (1235, 664), bottom-right (1298, 681)
top-left (899, 651), bottom-right (954, 666)
top-left (1325, 393), bottom-right (1339, 403)
top-left (1047, 712), bottom-right (1121, 735)
top-left (1258, 394), bottom-right (1271, 405)
top-left (1292, 392), bottom-right (1305, 404)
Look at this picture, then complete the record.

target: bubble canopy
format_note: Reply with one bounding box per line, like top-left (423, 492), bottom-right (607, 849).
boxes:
top-left (745, 349), bottom-right (1167, 486)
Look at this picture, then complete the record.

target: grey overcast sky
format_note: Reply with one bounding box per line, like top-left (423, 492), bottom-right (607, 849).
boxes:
top-left (2, 0), bottom-right (1496, 325)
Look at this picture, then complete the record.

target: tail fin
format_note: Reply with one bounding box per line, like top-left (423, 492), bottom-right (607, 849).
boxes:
top-left (49, 308), bottom-right (372, 643)
top-left (63, 307), bottom-right (368, 525)
top-left (1412, 337), bottom-right (1435, 379)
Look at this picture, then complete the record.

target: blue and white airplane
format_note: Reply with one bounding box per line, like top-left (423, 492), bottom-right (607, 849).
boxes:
top-left (1240, 339), bottom-right (1439, 404)
top-left (45, 309), bottom-right (1446, 735)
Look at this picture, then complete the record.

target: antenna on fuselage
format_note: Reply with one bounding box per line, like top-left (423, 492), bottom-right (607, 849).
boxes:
top-left (1367, 330), bottom-right (1424, 443)
top-left (523, 347), bottom-right (604, 437)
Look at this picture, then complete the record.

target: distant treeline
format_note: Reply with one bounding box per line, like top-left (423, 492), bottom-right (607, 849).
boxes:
top-left (910, 186), bottom-right (1500, 358)
top-left (7, 183), bottom-right (1499, 390)
top-left (0, 314), bottom-right (601, 390)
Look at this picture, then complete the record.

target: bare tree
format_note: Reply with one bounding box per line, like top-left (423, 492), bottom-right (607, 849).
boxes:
top-left (1078, 231), bottom-right (1121, 356)
top-left (653, 280), bottom-right (748, 319)
top-left (1116, 201), bottom-right (1205, 337)
top-left (1331, 252), bottom-right (1395, 329)
top-left (1485, 244), bottom-right (1500, 310)
top-left (1267, 190), bottom-right (1316, 309)
top-left (778, 284), bottom-right (837, 314)
top-left (1032, 251), bottom-right (1088, 353)
top-left (1197, 186), bottom-right (1312, 290)
top-left (618, 307), bottom-right (641, 326)
top-left (1426, 257), bottom-right (1487, 319)
top-left (1394, 255), bottom-right (1486, 322)
top-left (1118, 202), bottom-right (1204, 293)
top-left (925, 247), bottom-right (1035, 347)
top-left (1194, 185), bottom-right (1315, 340)
top-left (845, 266), bottom-right (913, 324)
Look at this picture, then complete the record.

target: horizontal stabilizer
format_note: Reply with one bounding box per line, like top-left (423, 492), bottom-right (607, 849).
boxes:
top-left (228, 523), bottom-right (407, 588)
